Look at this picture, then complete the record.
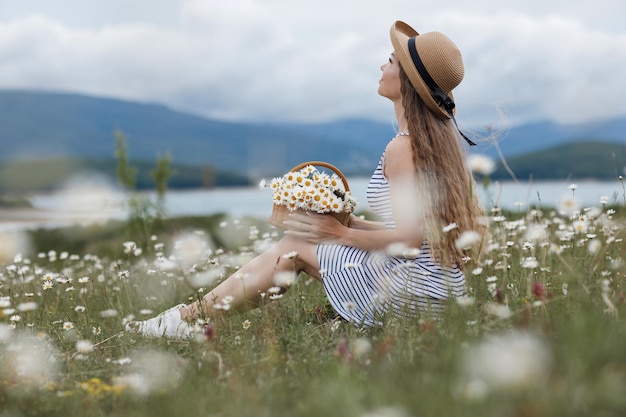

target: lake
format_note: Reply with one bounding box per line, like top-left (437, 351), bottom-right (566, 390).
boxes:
top-left (1, 178), bottom-right (624, 231)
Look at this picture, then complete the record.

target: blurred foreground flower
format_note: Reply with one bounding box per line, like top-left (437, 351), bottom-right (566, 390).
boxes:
top-left (458, 330), bottom-right (551, 398)
top-left (467, 154), bottom-right (496, 176)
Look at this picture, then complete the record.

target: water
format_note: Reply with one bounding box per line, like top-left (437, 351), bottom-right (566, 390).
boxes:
top-left (1, 178), bottom-right (624, 231)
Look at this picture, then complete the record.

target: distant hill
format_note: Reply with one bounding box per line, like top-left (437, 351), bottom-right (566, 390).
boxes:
top-left (0, 89), bottom-right (624, 181)
top-left (491, 141), bottom-right (626, 181)
top-left (0, 90), bottom-right (393, 178)
top-left (470, 119), bottom-right (626, 160)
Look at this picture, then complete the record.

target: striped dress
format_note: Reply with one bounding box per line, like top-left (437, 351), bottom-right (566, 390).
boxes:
top-left (316, 150), bottom-right (466, 326)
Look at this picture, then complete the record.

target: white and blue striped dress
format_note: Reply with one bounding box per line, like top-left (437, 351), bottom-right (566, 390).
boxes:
top-left (316, 150), bottom-right (466, 326)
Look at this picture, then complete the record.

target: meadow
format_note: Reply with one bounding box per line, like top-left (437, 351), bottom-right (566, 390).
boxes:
top-left (0, 186), bottom-right (625, 417)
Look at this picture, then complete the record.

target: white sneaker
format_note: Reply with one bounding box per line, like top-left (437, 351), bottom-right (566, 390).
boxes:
top-left (125, 304), bottom-right (192, 339)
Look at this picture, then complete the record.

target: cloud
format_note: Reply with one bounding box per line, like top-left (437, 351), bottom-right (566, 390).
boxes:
top-left (0, 1), bottom-right (625, 128)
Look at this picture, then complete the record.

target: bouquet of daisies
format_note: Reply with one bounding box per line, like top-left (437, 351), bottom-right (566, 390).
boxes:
top-left (264, 162), bottom-right (357, 227)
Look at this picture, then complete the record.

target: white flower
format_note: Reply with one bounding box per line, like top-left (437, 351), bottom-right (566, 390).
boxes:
top-left (456, 296), bottom-right (475, 307)
top-left (467, 154), bottom-right (496, 176)
top-left (559, 197), bottom-right (580, 215)
top-left (525, 224), bottom-right (547, 242)
top-left (572, 218), bottom-right (588, 234)
top-left (63, 321), bottom-right (74, 330)
top-left (351, 337), bottom-right (372, 360)
top-left (521, 257), bottom-right (539, 269)
top-left (17, 302), bottom-right (37, 312)
top-left (588, 239), bottom-right (602, 255)
top-left (273, 271), bottom-right (298, 287)
top-left (76, 340), bottom-right (94, 354)
top-left (460, 330), bottom-right (551, 393)
top-left (455, 231), bottom-right (481, 251)
top-left (484, 302), bottom-right (512, 319)
top-left (99, 309), bottom-right (119, 318)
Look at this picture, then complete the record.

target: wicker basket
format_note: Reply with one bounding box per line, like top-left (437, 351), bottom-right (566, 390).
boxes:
top-left (269, 161), bottom-right (353, 229)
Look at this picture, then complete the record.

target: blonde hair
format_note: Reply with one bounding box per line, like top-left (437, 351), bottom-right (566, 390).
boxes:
top-left (399, 67), bottom-right (487, 268)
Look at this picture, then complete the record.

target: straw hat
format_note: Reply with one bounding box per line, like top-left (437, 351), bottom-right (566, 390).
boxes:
top-left (390, 21), bottom-right (464, 120)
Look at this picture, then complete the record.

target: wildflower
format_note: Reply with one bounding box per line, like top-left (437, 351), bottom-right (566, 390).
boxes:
top-left (17, 302), bottom-right (37, 312)
top-left (568, 184), bottom-right (577, 191)
top-left (351, 337), bottom-right (372, 360)
top-left (99, 309), bottom-right (118, 318)
top-left (274, 271), bottom-right (298, 287)
top-left (118, 270), bottom-right (130, 279)
top-left (455, 231), bottom-right (481, 251)
top-left (242, 320), bottom-right (251, 330)
top-left (78, 276), bottom-right (90, 284)
top-left (525, 224), bottom-right (547, 242)
top-left (123, 241), bottom-right (138, 255)
top-left (459, 330), bottom-right (551, 394)
top-left (10, 315), bottom-right (22, 322)
top-left (559, 197), bottom-right (580, 215)
top-left (75, 306), bottom-right (86, 313)
top-left (521, 257), bottom-right (539, 269)
top-left (471, 267), bottom-right (483, 276)
top-left (92, 326), bottom-right (101, 335)
top-left (222, 295), bottom-right (235, 305)
top-left (76, 340), bottom-right (94, 354)
top-left (546, 244), bottom-right (562, 256)
top-left (204, 324), bottom-right (215, 340)
top-left (456, 296), bottom-right (475, 307)
top-left (572, 218), bottom-right (588, 233)
top-left (42, 281), bottom-right (54, 290)
top-left (532, 281), bottom-right (545, 298)
top-left (63, 322), bottom-right (74, 330)
top-left (588, 239), bottom-right (602, 255)
top-left (233, 335), bottom-right (241, 345)
top-left (467, 154), bottom-right (496, 176)
top-left (484, 302), bottom-right (512, 319)
top-left (258, 178), bottom-right (267, 189)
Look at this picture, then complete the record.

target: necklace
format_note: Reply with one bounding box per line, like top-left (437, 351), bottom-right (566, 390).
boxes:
top-left (395, 131), bottom-right (410, 137)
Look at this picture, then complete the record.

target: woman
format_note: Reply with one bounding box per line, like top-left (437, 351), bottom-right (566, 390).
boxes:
top-left (126, 21), bottom-right (486, 338)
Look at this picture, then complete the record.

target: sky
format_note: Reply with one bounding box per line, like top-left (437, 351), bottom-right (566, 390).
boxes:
top-left (1, 0), bottom-right (625, 129)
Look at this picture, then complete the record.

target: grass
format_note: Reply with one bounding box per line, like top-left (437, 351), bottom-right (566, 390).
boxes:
top-left (0, 203), bottom-right (625, 417)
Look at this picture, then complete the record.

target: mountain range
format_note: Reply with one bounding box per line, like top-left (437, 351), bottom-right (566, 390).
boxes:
top-left (0, 90), bottom-right (625, 182)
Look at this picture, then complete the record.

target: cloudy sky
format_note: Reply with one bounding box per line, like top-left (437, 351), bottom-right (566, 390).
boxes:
top-left (1, 0), bottom-right (625, 129)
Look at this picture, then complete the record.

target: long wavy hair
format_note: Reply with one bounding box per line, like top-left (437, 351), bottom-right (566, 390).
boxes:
top-left (399, 66), bottom-right (487, 268)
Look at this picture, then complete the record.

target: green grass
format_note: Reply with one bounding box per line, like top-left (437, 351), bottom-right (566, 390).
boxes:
top-left (0, 205), bottom-right (625, 417)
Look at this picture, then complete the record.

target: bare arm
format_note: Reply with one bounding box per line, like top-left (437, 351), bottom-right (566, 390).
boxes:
top-left (347, 214), bottom-right (386, 231)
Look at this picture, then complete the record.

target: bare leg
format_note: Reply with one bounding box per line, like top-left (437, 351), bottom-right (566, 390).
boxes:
top-left (180, 234), bottom-right (321, 321)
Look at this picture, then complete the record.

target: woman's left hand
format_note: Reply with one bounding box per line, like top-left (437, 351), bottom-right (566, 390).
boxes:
top-left (282, 211), bottom-right (346, 244)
